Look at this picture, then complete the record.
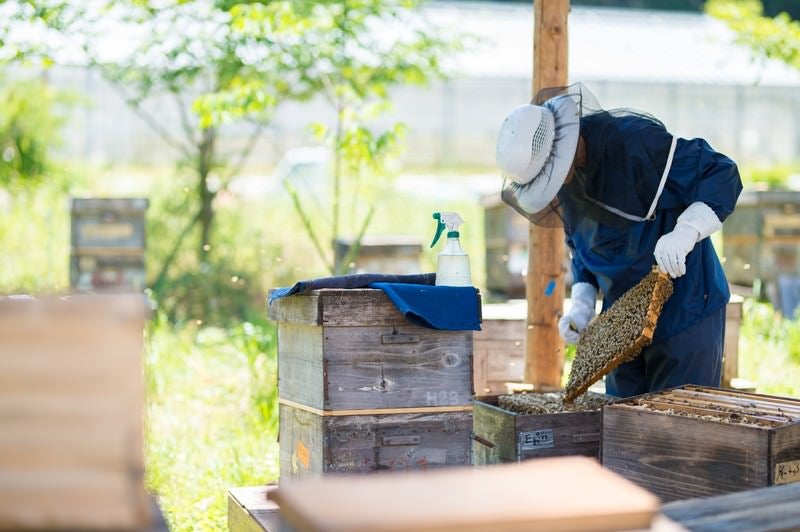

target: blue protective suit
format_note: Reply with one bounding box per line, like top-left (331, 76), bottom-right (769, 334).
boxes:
top-left (559, 115), bottom-right (743, 397)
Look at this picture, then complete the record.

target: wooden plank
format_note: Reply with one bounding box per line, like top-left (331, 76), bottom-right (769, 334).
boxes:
top-left (0, 423), bottom-right (133, 470)
top-left (662, 482), bottom-right (800, 531)
top-left (270, 456), bottom-right (659, 532)
top-left (0, 295), bottom-right (149, 531)
top-left (473, 339), bottom-right (490, 395)
top-left (279, 404), bottom-right (324, 478)
top-left (319, 290), bottom-right (409, 326)
top-left (267, 292), bottom-right (320, 325)
top-left (472, 400), bottom-right (516, 464)
top-left (276, 323), bottom-right (324, 409)
top-left (486, 348), bottom-right (525, 381)
top-left (323, 411), bottom-right (472, 474)
top-left (474, 318), bottom-right (525, 393)
top-left (603, 406), bottom-right (770, 502)
top-left (228, 486), bottom-right (280, 532)
top-left (770, 424), bottom-right (800, 484)
top-left (0, 470), bottom-right (150, 530)
top-left (321, 326), bottom-right (473, 410)
top-left (526, 0), bottom-right (570, 388)
top-left (684, 385), bottom-right (800, 407)
top-left (662, 389), bottom-right (800, 418)
top-left (515, 410), bottom-right (601, 461)
top-left (278, 398), bottom-right (472, 417)
top-left (628, 398), bottom-right (790, 425)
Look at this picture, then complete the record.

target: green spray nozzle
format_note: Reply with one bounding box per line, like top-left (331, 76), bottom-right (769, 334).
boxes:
top-left (430, 212), bottom-right (464, 247)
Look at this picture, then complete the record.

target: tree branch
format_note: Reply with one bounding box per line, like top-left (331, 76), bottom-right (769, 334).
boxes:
top-left (151, 207), bottom-right (203, 292)
top-left (105, 79), bottom-right (194, 159)
top-left (284, 180), bottom-right (332, 272)
top-left (221, 122), bottom-right (265, 188)
top-left (171, 88), bottom-right (199, 146)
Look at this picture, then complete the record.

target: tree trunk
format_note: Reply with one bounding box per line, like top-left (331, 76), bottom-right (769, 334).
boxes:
top-left (198, 127), bottom-right (217, 259)
top-left (526, 0), bottom-right (569, 389)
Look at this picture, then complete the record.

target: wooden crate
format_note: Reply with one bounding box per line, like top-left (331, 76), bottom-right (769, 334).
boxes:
top-left (603, 385), bottom-right (800, 502)
top-left (279, 402), bottom-right (472, 479)
top-left (70, 197), bottom-right (148, 292)
top-left (472, 302), bottom-right (526, 395)
top-left (472, 394), bottom-right (605, 465)
top-left (268, 289), bottom-right (475, 411)
top-left (0, 295), bottom-right (150, 530)
top-left (228, 486), bottom-right (288, 532)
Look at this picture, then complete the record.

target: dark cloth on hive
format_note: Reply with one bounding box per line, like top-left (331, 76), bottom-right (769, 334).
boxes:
top-left (267, 273), bottom-right (435, 304)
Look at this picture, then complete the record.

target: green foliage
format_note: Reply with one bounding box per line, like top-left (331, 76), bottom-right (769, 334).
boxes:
top-left (708, 0), bottom-right (800, 70)
top-left (738, 162), bottom-right (800, 189)
top-left (738, 298), bottom-right (800, 396)
top-left (217, 0), bottom-right (457, 274)
top-left (145, 173), bottom-right (294, 326)
top-left (0, 78), bottom-right (69, 188)
top-left (0, 181), bottom-right (70, 293)
top-left (145, 313), bottom-right (278, 531)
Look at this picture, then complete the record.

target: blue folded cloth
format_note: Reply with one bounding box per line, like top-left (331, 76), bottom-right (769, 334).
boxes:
top-left (267, 273), bottom-right (436, 304)
top-left (268, 273), bottom-right (481, 331)
top-left (370, 282), bottom-right (481, 331)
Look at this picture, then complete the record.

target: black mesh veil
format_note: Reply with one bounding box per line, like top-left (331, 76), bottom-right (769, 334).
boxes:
top-left (501, 83), bottom-right (675, 230)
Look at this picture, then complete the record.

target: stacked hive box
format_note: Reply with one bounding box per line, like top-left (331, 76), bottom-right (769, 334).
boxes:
top-left (70, 197), bottom-right (149, 292)
top-left (472, 301), bottom-right (527, 395)
top-left (0, 295), bottom-right (150, 530)
top-left (268, 288), bottom-right (475, 478)
top-left (603, 385), bottom-right (800, 502)
top-left (472, 392), bottom-right (610, 465)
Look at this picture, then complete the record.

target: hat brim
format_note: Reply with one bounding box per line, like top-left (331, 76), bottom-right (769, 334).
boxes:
top-left (509, 95), bottom-right (580, 214)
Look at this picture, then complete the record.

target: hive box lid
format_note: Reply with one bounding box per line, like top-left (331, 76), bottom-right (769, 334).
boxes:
top-left (268, 288), bottom-right (409, 326)
top-left (269, 456), bottom-right (659, 532)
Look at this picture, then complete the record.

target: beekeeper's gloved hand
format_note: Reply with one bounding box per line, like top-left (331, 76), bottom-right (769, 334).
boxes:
top-left (654, 202), bottom-right (722, 278)
top-left (558, 282), bottom-right (598, 344)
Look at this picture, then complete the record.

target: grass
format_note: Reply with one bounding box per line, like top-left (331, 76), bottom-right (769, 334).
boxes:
top-left (738, 299), bottom-right (800, 398)
top-left (145, 313), bottom-right (279, 531)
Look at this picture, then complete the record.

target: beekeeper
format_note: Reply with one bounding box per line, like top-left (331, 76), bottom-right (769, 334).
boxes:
top-left (495, 84), bottom-right (743, 398)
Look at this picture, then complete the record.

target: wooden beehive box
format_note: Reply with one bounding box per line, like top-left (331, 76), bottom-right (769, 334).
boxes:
top-left (70, 197), bottom-right (149, 292)
top-left (603, 385), bottom-right (800, 502)
top-left (269, 288), bottom-right (477, 479)
top-left (268, 288), bottom-right (475, 411)
top-left (472, 301), bottom-right (526, 395)
top-left (0, 295), bottom-right (150, 530)
top-left (280, 403), bottom-right (472, 478)
top-left (472, 393), bottom-right (611, 465)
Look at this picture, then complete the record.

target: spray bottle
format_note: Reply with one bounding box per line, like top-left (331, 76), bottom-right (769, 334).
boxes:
top-left (430, 212), bottom-right (472, 287)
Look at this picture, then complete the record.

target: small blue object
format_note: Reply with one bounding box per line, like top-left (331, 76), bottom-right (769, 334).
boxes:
top-left (544, 279), bottom-right (556, 296)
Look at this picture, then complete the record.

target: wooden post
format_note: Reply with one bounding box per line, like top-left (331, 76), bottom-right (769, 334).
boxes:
top-left (525, 0), bottom-right (570, 389)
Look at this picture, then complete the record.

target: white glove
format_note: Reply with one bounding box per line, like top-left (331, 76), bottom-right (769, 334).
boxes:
top-left (654, 202), bottom-right (722, 278)
top-left (558, 282), bottom-right (597, 344)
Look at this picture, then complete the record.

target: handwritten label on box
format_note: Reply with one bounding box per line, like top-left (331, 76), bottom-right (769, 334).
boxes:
top-left (519, 429), bottom-right (554, 451)
top-left (775, 459), bottom-right (800, 485)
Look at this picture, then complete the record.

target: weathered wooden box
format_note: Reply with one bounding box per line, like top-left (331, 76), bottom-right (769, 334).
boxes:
top-left (279, 403), bottom-right (472, 478)
top-left (603, 385), bottom-right (800, 502)
top-left (473, 302), bottom-right (526, 395)
top-left (70, 197), bottom-right (149, 292)
top-left (0, 295), bottom-right (150, 530)
top-left (472, 393), bottom-right (607, 465)
top-left (268, 288), bottom-right (475, 410)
